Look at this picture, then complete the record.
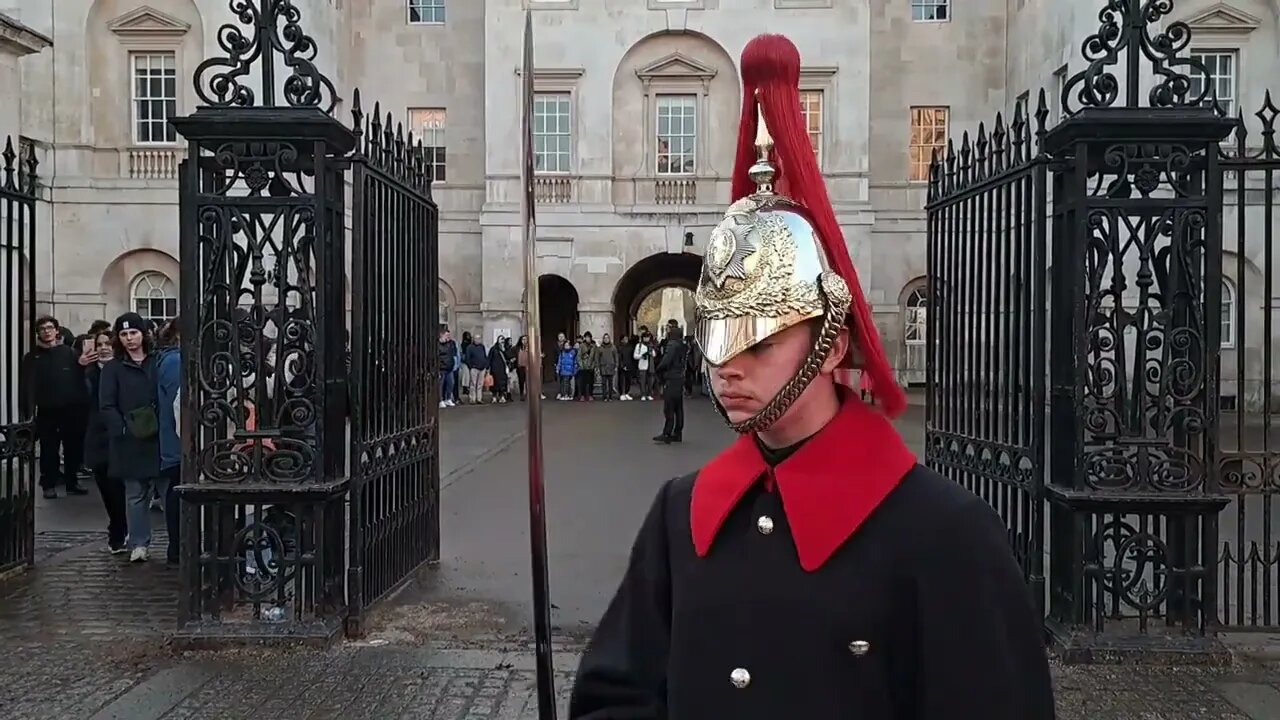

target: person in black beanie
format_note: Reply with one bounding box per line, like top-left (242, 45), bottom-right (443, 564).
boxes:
top-left (99, 312), bottom-right (163, 563)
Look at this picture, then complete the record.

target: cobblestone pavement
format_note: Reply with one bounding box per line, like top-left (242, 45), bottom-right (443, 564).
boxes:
top-left (6, 405), bottom-right (1280, 718)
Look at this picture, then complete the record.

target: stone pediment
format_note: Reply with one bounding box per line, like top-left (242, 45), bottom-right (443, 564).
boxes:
top-left (1183, 2), bottom-right (1261, 33)
top-left (636, 52), bottom-right (718, 82)
top-left (107, 6), bottom-right (191, 39)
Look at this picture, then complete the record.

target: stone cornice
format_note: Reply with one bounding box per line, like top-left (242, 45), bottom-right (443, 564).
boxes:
top-left (0, 12), bottom-right (53, 57)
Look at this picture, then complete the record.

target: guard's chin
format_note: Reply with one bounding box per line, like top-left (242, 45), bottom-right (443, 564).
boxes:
top-left (722, 407), bottom-right (757, 426)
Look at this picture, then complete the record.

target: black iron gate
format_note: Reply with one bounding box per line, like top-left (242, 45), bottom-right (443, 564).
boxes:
top-left (927, 0), bottom-right (1280, 659)
top-left (172, 0), bottom-right (439, 643)
top-left (1217, 100), bottom-right (1280, 631)
top-left (925, 101), bottom-right (1049, 616)
top-left (0, 138), bottom-right (36, 578)
top-left (346, 99), bottom-right (441, 635)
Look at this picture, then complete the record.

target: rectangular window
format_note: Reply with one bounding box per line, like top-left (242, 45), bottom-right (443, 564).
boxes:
top-left (408, 0), bottom-right (445, 24)
top-left (1190, 51), bottom-right (1236, 117)
top-left (408, 108), bottom-right (447, 183)
top-left (131, 53), bottom-right (177, 145)
top-left (911, 0), bottom-right (949, 21)
top-left (800, 90), bottom-right (824, 166)
top-left (1052, 65), bottom-right (1068, 121)
top-left (533, 93), bottom-right (572, 173)
top-left (656, 95), bottom-right (697, 175)
top-left (909, 106), bottom-right (949, 182)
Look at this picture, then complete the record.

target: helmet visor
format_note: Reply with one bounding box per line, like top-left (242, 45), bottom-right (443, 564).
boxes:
top-left (696, 307), bottom-right (823, 367)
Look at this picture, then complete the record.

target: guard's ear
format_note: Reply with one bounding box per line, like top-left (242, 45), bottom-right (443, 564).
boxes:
top-left (821, 325), bottom-right (851, 375)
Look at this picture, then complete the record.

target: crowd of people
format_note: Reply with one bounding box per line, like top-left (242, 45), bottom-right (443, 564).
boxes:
top-left (436, 320), bottom-right (703, 411)
top-left (22, 312), bottom-right (181, 564)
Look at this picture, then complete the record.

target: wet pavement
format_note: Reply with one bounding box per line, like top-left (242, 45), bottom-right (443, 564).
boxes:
top-left (5, 398), bottom-right (1280, 718)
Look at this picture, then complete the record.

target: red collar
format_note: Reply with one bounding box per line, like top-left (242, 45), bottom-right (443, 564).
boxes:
top-left (691, 397), bottom-right (917, 571)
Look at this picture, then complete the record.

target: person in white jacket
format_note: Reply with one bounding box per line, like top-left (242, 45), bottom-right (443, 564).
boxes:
top-left (632, 334), bottom-right (653, 401)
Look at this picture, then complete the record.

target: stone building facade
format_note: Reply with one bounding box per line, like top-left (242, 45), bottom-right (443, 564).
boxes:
top-left (4, 0), bottom-right (1278, 386)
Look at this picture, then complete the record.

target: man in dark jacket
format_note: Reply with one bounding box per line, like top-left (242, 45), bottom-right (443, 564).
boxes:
top-left (21, 316), bottom-right (89, 497)
top-left (652, 325), bottom-right (686, 444)
top-left (438, 328), bottom-right (458, 408)
top-left (568, 34), bottom-right (1054, 720)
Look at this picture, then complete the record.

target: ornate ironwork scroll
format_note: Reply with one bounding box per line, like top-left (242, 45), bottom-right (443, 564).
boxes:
top-left (193, 0), bottom-right (339, 114)
top-left (1060, 0), bottom-right (1217, 115)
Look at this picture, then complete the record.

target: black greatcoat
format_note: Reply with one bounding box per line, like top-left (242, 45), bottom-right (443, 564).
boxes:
top-left (569, 397), bottom-right (1056, 719)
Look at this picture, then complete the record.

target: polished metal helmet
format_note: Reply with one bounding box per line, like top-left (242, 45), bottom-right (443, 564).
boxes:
top-left (695, 106), bottom-right (853, 433)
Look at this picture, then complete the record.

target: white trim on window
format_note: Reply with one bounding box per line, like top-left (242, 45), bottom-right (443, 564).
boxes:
top-left (408, 108), bottom-right (447, 183)
top-left (911, 0), bottom-right (949, 22)
top-left (1189, 50), bottom-right (1238, 117)
top-left (533, 93), bottom-right (573, 174)
top-left (131, 271), bottom-right (178, 325)
top-left (1221, 278), bottom-right (1236, 349)
top-left (655, 95), bottom-right (697, 176)
top-left (407, 0), bottom-right (445, 25)
top-left (130, 52), bottom-right (178, 146)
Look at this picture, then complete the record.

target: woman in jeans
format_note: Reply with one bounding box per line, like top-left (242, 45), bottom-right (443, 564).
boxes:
top-left (99, 312), bottom-right (163, 563)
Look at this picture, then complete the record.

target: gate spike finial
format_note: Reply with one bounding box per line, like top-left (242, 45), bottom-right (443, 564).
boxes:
top-left (944, 138), bottom-right (957, 194)
top-left (370, 102), bottom-right (383, 162)
top-left (395, 122), bottom-right (405, 177)
top-left (1010, 100), bottom-right (1026, 164)
top-left (958, 130), bottom-right (972, 189)
top-left (1, 137), bottom-right (14, 191)
top-left (974, 122), bottom-right (989, 181)
top-left (992, 112), bottom-right (1007, 173)
top-left (1034, 88), bottom-right (1050, 143)
top-left (351, 88), bottom-right (364, 138)
top-left (383, 112), bottom-right (395, 167)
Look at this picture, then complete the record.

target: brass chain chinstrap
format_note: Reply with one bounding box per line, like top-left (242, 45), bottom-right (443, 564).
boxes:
top-left (709, 272), bottom-right (853, 434)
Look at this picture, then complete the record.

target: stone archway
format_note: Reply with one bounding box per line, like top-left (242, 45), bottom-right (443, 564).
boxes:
top-left (611, 252), bottom-right (703, 341)
top-left (538, 274), bottom-right (579, 378)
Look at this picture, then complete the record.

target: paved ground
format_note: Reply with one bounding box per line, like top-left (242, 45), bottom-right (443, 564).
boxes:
top-left (6, 397), bottom-right (1280, 719)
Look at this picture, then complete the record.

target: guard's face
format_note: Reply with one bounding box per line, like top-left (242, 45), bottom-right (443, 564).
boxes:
top-left (709, 321), bottom-right (850, 426)
top-left (709, 322), bottom-right (814, 424)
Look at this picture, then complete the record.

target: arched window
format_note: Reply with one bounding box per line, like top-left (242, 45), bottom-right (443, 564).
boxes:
top-left (1221, 279), bottom-right (1236, 349)
top-left (904, 287), bottom-right (928, 346)
top-left (131, 271), bottom-right (177, 326)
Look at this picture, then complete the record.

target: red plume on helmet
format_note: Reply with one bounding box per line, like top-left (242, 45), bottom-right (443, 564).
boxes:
top-left (733, 34), bottom-right (906, 418)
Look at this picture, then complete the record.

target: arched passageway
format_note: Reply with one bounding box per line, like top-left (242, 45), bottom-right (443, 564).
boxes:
top-left (538, 274), bottom-right (579, 378)
top-left (611, 252), bottom-right (703, 341)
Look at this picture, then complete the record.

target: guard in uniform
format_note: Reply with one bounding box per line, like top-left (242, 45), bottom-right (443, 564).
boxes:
top-left (568, 34), bottom-right (1056, 720)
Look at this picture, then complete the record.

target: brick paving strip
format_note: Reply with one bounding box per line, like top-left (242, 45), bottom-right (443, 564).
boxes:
top-left (5, 533), bottom-right (1280, 719)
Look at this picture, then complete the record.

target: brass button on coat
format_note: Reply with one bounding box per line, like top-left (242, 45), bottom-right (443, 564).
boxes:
top-left (756, 515), bottom-right (775, 535)
top-left (730, 667), bottom-right (751, 688)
